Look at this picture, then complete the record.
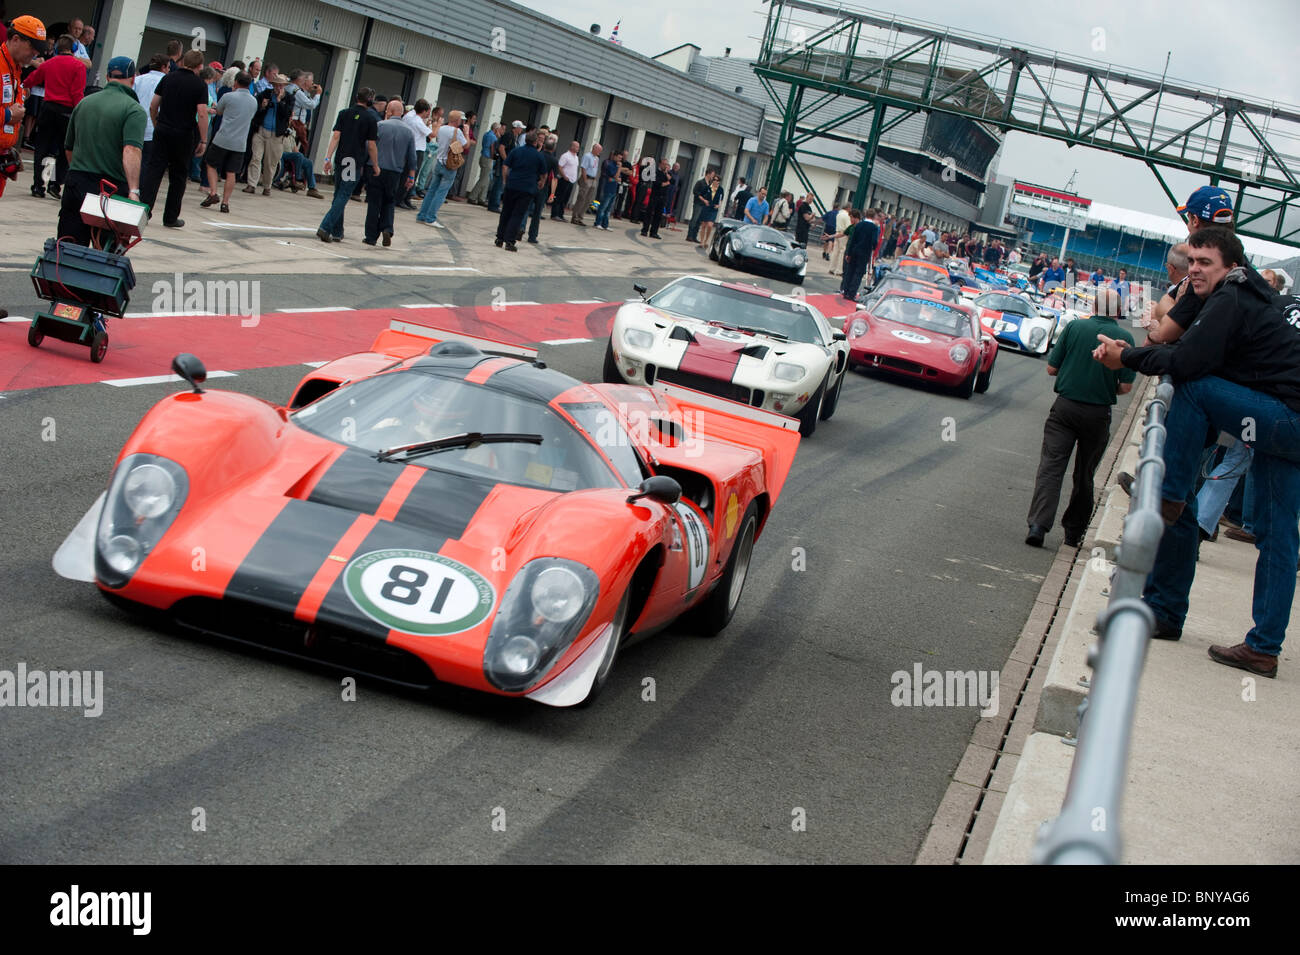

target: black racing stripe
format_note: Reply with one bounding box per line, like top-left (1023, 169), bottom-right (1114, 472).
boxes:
top-left (224, 500), bottom-right (356, 612)
top-left (307, 450), bottom-right (400, 516)
top-left (314, 519), bottom-right (456, 638)
top-left (487, 361), bottom-right (578, 403)
top-left (393, 468), bottom-right (498, 540)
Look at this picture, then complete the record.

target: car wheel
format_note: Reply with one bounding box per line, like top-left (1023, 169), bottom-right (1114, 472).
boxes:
top-left (819, 366), bottom-right (844, 420)
top-left (695, 502), bottom-right (758, 637)
top-left (27, 324), bottom-right (43, 348)
top-left (576, 590), bottom-right (631, 707)
top-left (791, 271), bottom-right (805, 286)
top-left (720, 237), bottom-right (734, 267)
top-left (708, 234), bottom-right (720, 262)
top-left (796, 378), bottom-right (825, 436)
top-left (955, 367), bottom-right (977, 399)
top-left (975, 354), bottom-right (994, 393)
top-left (90, 331), bottom-right (108, 364)
top-left (602, 339), bottom-right (623, 383)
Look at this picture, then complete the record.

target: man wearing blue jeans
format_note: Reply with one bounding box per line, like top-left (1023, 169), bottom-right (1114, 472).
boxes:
top-left (1094, 227), bottom-right (1298, 677)
top-left (317, 88), bottom-right (378, 242)
top-left (416, 109), bottom-right (467, 228)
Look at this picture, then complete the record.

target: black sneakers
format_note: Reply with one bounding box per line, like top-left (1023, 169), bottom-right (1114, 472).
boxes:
top-left (1025, 524), bottom-right (1046, 547)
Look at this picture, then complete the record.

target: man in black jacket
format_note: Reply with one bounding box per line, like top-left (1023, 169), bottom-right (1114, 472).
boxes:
top-left (685, 169), bottom-right (714, 243)
top-left (244, 72), bottom-right (293, 196)
top-left (1094, 227), bottom-right (1298, 677)
top-left (139, 49), bottom-right (209, 227)
top-left (841, 207), bottom-right (879, 301)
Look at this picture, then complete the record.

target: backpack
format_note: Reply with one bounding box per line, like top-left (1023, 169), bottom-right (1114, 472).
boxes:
top-left (445, 138), bottom-right (465, 170)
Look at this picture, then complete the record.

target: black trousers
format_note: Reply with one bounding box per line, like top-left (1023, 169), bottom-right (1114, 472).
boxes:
top-left (365, 169), bottom-right (400, 241)
top-left (551, 179), bottom-right (573, 218)
top-left (641, 201), bottom-right (663, 236)
top-left (1027, 394), bottom-right (1113, 535)
top-left (57, 169), bottom-right (129, 246)
top-left (140, 125), bottom-right (193, 224)
top-left (841, 254), bottom-right (868, 299)
top-left (33, 101), bottom-right (73, 189)
top-left (497, 188), bottom-right (535, 244)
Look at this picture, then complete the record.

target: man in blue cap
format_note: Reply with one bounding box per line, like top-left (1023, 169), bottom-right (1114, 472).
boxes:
top-left (57, 55), bottom-right (147, 246)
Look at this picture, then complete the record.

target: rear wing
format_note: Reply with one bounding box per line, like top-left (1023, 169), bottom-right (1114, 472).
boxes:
top-left (371, 319), bottom-right (539, 362)
top-left (650, 381), bottom-right (801, 503)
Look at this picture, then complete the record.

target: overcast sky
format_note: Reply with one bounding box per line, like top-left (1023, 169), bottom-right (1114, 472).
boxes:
top-left (518, 0), bottom-right (1298, 226)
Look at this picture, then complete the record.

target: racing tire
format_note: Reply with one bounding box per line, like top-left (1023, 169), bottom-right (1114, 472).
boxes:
top-left (796, 379), bottom-right (825, 436)
top-left (695, 502), bottom-right (758, 637)
top-left (955, 367), bottom-right (977, 399)
top-left (602, 339), bottom-right (623, 384)
top-left (720, 237), bottom-right (735, 268)
top-left (576, 590), bottom-right (631, 707)
top-left (790, 272), bottom-right (805, 286)
top-left (27, 325), bottom-right (43, 348)
top-left (975, 354), bottom-right (994, 394)
top-left (708, 234), bottom-right (720, 262)
top-left (819, 368), bottom-right (844, 420)
top-left (90, 331), bottom-right (108, 364)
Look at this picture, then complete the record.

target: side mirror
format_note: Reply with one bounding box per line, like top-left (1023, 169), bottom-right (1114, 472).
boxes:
top-left (633, 284), bottom-right (648, 300)
top-left (172, 353), bottom-right (207, 394)
top-left (832, 329), bottom-right (847, 341)
top-left (627, 475), bottom-right (681, 505)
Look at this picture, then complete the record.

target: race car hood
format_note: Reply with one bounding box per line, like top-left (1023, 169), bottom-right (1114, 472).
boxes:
top-left (856, 312), bottom-right (970, 361)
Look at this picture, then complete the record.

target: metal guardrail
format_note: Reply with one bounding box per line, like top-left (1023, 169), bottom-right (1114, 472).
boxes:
top-left (1033, 375), bottom-right (1175, 865)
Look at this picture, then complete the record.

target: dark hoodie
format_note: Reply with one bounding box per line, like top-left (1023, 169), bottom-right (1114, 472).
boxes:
top-left (1121, 266), bottom-right (1300, 412)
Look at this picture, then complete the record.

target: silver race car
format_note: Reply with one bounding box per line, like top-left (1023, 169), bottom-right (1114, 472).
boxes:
top-left (604, 275), bottom-right (849, 436)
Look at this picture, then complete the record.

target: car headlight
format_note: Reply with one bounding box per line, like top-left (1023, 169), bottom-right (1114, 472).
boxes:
top-left (731, 235), bottom-right (745, 250)
top-left (949, 343), bottom-right (971, 364)
top-left (1029, 327), bottom-right (1047, 347)
top-left (773, 361), bottom-right (806, 382)
top-left (793, 253), bottom-right (806, 265)
top-left (848, 318), bottom-right (868, 338)
top-left (95, 454), bottom-right (189, 588)
top-left (483, 557), bottom-right (600, 692)
top-left (623, 327), bottom-right (654, 350)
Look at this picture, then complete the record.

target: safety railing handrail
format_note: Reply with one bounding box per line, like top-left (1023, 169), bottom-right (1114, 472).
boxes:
top-left (1033, 374), bottom-right (1175, 865)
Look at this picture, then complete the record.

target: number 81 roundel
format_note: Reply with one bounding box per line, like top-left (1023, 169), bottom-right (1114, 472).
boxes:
top-left (344, 548), bottom-right (496, 635)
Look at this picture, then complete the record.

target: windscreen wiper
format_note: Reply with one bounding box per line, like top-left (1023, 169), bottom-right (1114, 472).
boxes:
top-left (375, 432), bottom-right (543, 462)
top-left (735, 325), bottom-right (788, 341)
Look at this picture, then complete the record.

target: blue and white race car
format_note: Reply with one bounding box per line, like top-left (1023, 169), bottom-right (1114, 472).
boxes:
top-left (972, 291), bottom-right (1057, 356)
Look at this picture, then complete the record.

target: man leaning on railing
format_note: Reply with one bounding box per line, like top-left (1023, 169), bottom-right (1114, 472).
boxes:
top-left (1093, 226), bottom-right (1300, 679)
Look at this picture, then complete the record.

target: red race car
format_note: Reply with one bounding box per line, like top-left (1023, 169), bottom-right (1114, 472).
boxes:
top-left (54, 321), bottom-right (800, 707)
top-left (844, 291), bottom-right (998, 398)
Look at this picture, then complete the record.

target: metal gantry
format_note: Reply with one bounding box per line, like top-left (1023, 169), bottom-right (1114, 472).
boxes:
top-left (755, 0), bottom-right (1300, 247)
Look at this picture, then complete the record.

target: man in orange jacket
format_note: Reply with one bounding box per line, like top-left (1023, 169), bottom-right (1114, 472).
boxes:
top-left (1, 15), bottom-right (48, 319)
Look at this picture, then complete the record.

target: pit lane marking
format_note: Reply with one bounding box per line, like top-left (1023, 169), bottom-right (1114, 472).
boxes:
top-left (1, 315), bottom-right (31, 323)
top-left (204, 221), bottom-right (316, 232)
top-left (122, 310), bottom-right (217, 318)
top-left (565, 299), bottom-right (605, 304)
top-left (399, 303), bottom-right (455, 308)
top-left (541, 338), bottom-right (592, 345)
top-left (101, 370), bottom-right (238, 387)
top-left (274, 239), bottom-right (350, 259)
top-left (276, 306), bottom-right (354, 313)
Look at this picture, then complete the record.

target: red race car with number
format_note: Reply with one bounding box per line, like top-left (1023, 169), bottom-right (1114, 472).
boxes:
top-left (54, 321), bottom-right (800, 707)
top-left (844, 291), bottom-right (998, 398)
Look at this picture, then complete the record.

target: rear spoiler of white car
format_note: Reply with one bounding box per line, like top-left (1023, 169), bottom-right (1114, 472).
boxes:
top-left (651, 381), bottom-right (800, 431)
top-left (386, 319), bottom-right (539, 361)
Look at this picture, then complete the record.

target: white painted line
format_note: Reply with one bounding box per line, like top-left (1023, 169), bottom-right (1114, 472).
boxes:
top-left (302, 361), bottom-right (329, 368)
top-left (379, 265), bottom-right (480, 272)
top-left (399, 302), bottom-right (455, 309)
top-left (102, 370), bottom-right (238, 387)
top-left (503, 301), bottom-right (540, 306)
top-left (541, 338), bottom-right (592, 345)
top-left (1, 315), bottom-right (31, 323)
top-left (275, 239), bottom-right (350, 259)
top-left (123, 310), bottom-right (218, 318)
top-left (275, 306), bottom-right (353, 313)
top-left (205, 221), bottom-right (316, 232)
top-left (565, 299), bottom-right (606, 304)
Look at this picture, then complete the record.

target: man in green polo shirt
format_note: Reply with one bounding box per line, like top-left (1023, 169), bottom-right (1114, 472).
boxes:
top-left (57, 56), bottom-right (146, 246)
top-left (1026, 287), bottom-right (1136, 547)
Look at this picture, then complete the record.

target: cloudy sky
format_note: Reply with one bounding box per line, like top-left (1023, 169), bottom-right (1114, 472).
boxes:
top-left (518, 0), bottom-right (1298, 225)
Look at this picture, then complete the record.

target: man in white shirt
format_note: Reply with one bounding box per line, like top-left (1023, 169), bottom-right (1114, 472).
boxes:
top-left (289, 70), bottom-right (321, 124)
top-left (571, 143), bottom-right (600, 226)
top-left (399, 99), bottom-right (432, 209)
top-left (552, 141), bottom-right (579, 219)
top-left (415, 108), bottom-right (467, 228)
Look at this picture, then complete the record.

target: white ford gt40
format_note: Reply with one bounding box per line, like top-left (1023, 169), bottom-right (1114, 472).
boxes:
top-left (603, 275), bottom-right (850, 437)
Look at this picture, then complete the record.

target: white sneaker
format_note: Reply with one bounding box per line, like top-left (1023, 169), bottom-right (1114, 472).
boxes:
top-left (431, 220), bottom-right (446, 229)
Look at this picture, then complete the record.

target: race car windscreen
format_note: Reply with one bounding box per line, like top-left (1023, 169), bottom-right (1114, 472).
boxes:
top-left (648, 277), bottom-right (821, 342)
top-left (291, 371), bottom-right (622, 492)
top-left (894, 261), bottom-right (949, 283)
top-left (871, 295), bottom-right (971, 338)
top-left (867, 276), bottom-right (961, 305)
top-left (975, 293), bottom-right (1036, 318)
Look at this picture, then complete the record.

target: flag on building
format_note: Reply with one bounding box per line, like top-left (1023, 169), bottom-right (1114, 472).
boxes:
top-left (609, 21), bottom-right (622, 45)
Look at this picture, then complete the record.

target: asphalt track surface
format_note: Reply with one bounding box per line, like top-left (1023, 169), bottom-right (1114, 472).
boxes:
top-left (0, 266), bottom-right (1122, 863)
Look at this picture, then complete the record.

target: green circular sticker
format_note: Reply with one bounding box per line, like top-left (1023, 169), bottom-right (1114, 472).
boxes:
top-left (343, 549), bottom-right (496, 635)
